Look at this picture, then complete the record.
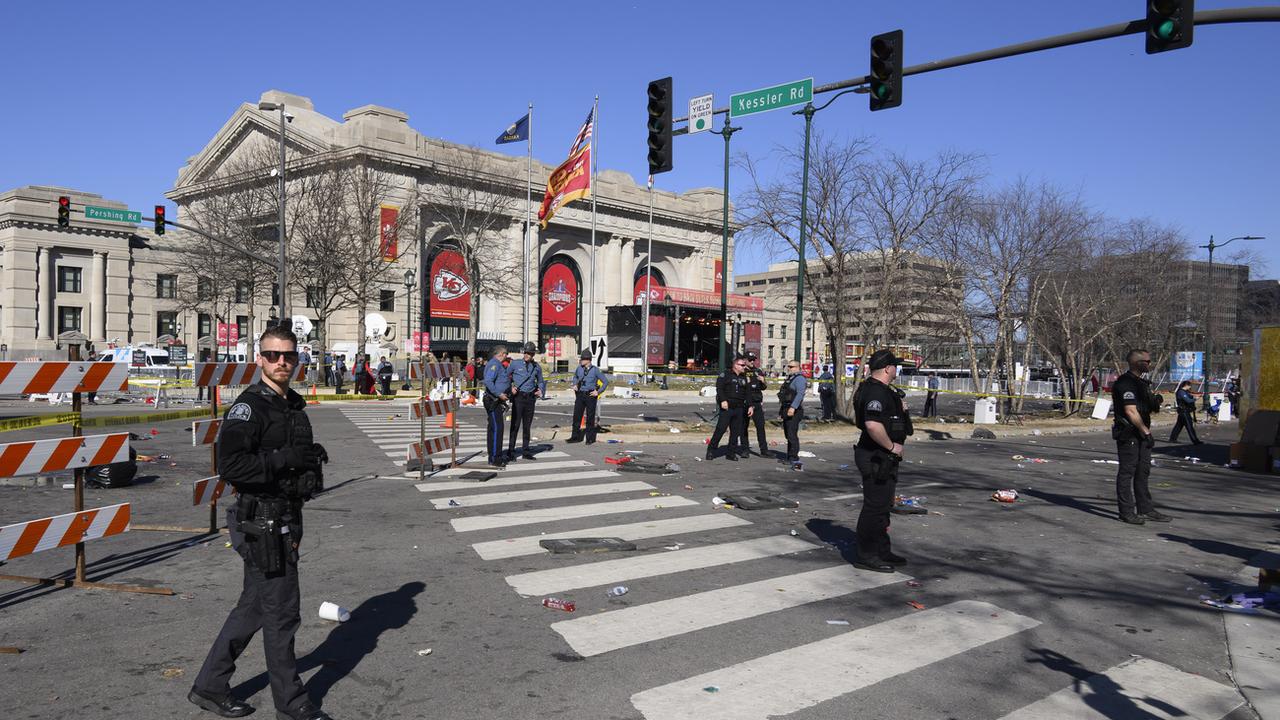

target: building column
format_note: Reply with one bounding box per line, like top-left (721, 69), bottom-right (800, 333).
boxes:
top-left (602, 237), bottom-right (622, 307)
top-left (37, 247), bottom-right (52, 339)
top-left (91, 251), bottom-right (107, 341)
top-left (619, 238), bottom-right (635, 304)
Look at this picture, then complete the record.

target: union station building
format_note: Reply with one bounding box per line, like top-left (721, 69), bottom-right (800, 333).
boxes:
top-left (0, 90), bottom-right (762, 369)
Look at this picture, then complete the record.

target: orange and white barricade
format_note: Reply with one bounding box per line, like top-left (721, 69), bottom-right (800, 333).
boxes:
top-left (408, 362), bottom-right (459, 381)
top-left (0, 503), bottom-right (132, 562)
top-left (191, 362), bottom-right (307, 387)
top-left (408, 435), bottom-right (454, 462)
top-left (192, 419), bottom-right (222, 446)
top-left (0, 360), bottom-right (129, 397)
top-left (411, 398), bottom-right (458, 420)
top-left (193, 476), bottom-right (228, 507)
top-left (0, 433), bottom-right (130, 476)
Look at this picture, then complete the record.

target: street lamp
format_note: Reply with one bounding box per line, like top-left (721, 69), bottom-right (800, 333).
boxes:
top-left (257, 100), bottom-right (292, 320)
top-left (403, 268), bottom-right (416, 390)
top-left (1198, 234), bottom-right (1264, 406)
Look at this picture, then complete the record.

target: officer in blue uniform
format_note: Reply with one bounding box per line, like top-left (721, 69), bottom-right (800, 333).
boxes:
top-left (507, 342), bottom-right (546, 461)
top-left (779, 360), bottom-right (808, 465)
top-left (567, 350), bottom-right (607, 444)
top-left (482, 345), bottom-right (512, 467)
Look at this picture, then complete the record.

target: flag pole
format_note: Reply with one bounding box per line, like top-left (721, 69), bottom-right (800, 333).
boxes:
top-left (524, 102), bottom-right (533, 345)
top-left (588, 95), bottom-right (599, 353)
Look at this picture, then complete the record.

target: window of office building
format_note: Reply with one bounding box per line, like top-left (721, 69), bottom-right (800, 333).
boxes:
top-left (271, 283), bottom-right (280, 307)
top-left (156, 311), bottom-right (178, 338)
top-left (767, 324), bottom-right (775, 339)
top-left (57, 306), bottom-right (82, 334)
top-left (380, 289), bottom-right (396, 312)
top-left (306, 286), bottom-right (325, 309)
top-left (236, 315), bottom-right (248, 340)
top-left (235, 282), bottom-right (249, 304)
top-left (198, 313), bottom-right (213, 339)
top-left (780, 326), bottom-right (787, 340)
top-left (57, 266), bottom-right (82, 293)
top-left (156, 274), bottom-right (177, 299)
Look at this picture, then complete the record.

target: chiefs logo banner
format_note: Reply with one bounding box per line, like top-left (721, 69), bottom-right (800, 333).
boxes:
top-left (430, 250), bottom-right (471, 320)
top-left (541, 261), bottom-right (579, 329)
top-left (380, 205), bottom-right (399, 261)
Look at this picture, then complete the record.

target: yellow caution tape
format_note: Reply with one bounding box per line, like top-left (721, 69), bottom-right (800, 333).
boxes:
top-left (81, 407), bottom-right (215, 428)
top-left (0, 413), bottom-right (83, 433)
top-left (891, 384), bottom-right (1095, 405)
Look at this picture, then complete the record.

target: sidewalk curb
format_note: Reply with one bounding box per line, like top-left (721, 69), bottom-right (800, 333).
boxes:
top-left (1226, 550), bottom-right (1280, 719)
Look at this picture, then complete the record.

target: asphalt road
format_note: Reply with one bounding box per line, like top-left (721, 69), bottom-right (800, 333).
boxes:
top-left (0, 399), bottom-right (1272, 720)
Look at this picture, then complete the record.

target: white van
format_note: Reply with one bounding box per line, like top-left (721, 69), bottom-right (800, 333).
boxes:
top-left (98, 346), bottom-right (174, 371)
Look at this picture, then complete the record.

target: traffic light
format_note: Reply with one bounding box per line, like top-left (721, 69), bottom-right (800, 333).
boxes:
top-left (57, 195), bottom-right (71, 228)
top-left (647, 76), bottom-right (673, 175)
top-left (1146, 0), bottom-right (1194, 54)
top-left (154, 205), bottom-right (166, 236)
top-left (869, 30), bottom-right (903, 112)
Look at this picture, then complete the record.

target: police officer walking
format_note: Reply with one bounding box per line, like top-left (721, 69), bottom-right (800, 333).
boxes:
top-left (1168, 380), bottom-right (1203, 445)
top-left (817, 365), bottom-right (836, 421)
top-left (1112, 349), bottom-right (1172, 525)
top-left (567, 350), bottom-right (607, 444)
top-left (191, 326), bottom-right (334, 720)
top-left (707, 355), bottom-right (750, 461)
top-left (852, 350), bottom-right (913, 573)
top-left (744, 352), bottom-right (769, 457)
top-left (507, 342), bottom-right (545, 461)
top-left (779, 360), bottom-right (808, 467)
top-left (923, 373), bottom-right (939, 418)
top-left (482, 346), bottom-right (512, 467)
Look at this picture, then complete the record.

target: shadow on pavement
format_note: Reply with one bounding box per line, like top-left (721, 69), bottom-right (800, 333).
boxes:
top-left (805, 518), bottom-right (859, 566)
top-left (1026, 648), bottom-right (1181, 719)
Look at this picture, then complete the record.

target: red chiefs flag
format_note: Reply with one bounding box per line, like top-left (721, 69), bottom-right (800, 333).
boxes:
top-left (379, 205), bottom-right (399, 261)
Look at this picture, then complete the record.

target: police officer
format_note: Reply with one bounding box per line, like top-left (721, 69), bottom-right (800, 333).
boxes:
top-left (852, 349), bottom-right (913, 573)
top-left (922, 372), bottom-right (939, 418)
top-left (482, 346), bottom-right (512, 467)
top-left (568, 350), bottom-right (608, 444)
top-left (817, 365), bottom-right (836, 420)
top-left (743, 352), bottom-right (769, 457)
top-left (707, 355), bottom-right (750, 461)
top-left (1168, 380), bottom-right (1203, 445)
top-left (779, 360), bottom-right (808, 466)
top-left (1112, 349), bottom-right (1172, 525)
top-left (191, 326), bottom-right (333, 720)
top-left (507, 342), bottom-right (545, 461)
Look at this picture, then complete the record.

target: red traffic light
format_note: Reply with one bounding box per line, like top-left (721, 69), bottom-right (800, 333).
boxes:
top-left (154, 205), bottom-right (166, 236)
top-left (154, 205), bottom-right (165, 217)
top-left (58, 196), bottom-right (70, 207)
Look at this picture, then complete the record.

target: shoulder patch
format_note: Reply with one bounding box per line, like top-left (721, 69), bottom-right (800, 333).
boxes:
top-left (1122, 391), bottom-right (1136, 400)
top-left (227, 403), bottom-right (253, 422)
top-left (866, 399), bottom-right (883, 412)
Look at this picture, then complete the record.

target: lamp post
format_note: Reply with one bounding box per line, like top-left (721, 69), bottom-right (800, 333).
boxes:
top-left (257, 100), bottom-right (290, 320)
top-left (1198, 234), bottom-right (1263, 407)
top-left (403, 268), bottom-right (416, 390)
top-left (711, 115), bottom-right (741, 375)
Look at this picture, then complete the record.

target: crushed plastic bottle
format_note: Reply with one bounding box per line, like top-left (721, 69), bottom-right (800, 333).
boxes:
top-left (542, 597), bottom-right (576, 612)
top-left (606, 585), bottom-right (629, 598)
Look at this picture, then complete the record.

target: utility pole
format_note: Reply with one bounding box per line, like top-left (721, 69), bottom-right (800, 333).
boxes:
top-left (1198, 233), bottom-right (1264, 408)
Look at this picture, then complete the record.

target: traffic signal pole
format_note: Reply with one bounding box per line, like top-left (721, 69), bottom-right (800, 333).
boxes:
top-left (711, 115), bottom-right (740, 374)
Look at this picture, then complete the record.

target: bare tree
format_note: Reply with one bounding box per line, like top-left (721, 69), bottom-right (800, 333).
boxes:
top-left (422, 147), bottom-right (522, 360)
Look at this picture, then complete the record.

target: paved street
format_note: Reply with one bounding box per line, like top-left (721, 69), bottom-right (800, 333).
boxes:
top-left (1, 398), bottom-right (1274, 719)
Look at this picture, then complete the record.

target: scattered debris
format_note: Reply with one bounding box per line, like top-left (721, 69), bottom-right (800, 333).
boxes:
top-left (825, 620), bottom-right (850, 626)
top-left (606, 585), bottom-right (629, 598)
top-left (669, 427), bottom-right (681, 433)
top-left (991, 489), bottom-right (1019, 503)
top-left (716, 491), bottom-right (799, 510)
top-left (0, 647), bottom-right (24, 655)
top-left (542, 597), bottom-right (576, 612)
top-left (838, 464), bottom-right (850, 470)
top-left (161, 668), bottom-right (184, 679)
top-left (906, 580), bottom-right (922, 588)
top-left (416, 648), bottom-right (433, 657)
top-left (789, 529), bottom-right (798, 536)
top-left (540, 538), bottom-right (636, 554)
top-left (907, 600), bottom-right (926, 610)
top-left (971, 428), bottom-right (997, 439)
top-left (447, 499), bottom-right (461, 507)
top-left (318, 602), bottom-right (351, 622)
top-left (703, 686), bottom-right (720, 694)
top-left (797, 450), bottom-right (817, 458)
top-left (1091, 460), bottom-right (1120, 465)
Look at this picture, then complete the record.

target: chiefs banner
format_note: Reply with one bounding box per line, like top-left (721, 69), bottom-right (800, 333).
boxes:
top-left (633, 274), bottom-right (666, 304)
top-left (429, 250), bottom-right (470, 320)
top-left (714, 258), bottom-right (723, 294)
top-left (646, 314), bottom-right (668, 366)
top-left (541, 261), bottom-right (579, 329)
top-left (538, 146), bottom-right (591, 229)
top-left (379, 205), bottom-right (399, 261)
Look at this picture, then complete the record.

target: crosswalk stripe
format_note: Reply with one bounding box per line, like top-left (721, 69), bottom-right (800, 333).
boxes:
top-left (418, 470), bottom-right (621, 493)
top-left (393, 451), bottom-right (572, 467)
top-left (427, 460), bottom-right (592, 477)
top-left (629, 600), bottom-right (1040, 720)
top-left (429, 481), bottom-right (655, 509)
top-left (506, 535), bottom-right (815, 597)
top-left (995, 657), bottom-right (1243, 720)
top-left (451, 496), bottom-right (700, 533)
top-left (472, 514), bottom-right (753, 560)
top-left (553, 564), bottom-right (906, 657)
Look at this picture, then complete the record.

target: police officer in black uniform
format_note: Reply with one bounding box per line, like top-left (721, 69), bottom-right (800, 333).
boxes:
top-left (1111, 348), bottom-right (1172, 525)
top-left (707, 354), bottom-right (750, 461)
top-left (743, 352), bottom-right (769, 457)
top-left (852, 349), bottom-right (913, 573)
top-left (191, 326), bottom-right (334, 720)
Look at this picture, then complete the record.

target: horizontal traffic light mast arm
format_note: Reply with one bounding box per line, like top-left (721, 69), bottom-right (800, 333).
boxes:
top-left (673, 6), bottom-right (1280, 123)
top-left (141, 214), bottom-right (275, 265)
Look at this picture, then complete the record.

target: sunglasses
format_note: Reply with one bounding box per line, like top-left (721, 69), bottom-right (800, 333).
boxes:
top-left (261, 350), bottom-right (300, 363)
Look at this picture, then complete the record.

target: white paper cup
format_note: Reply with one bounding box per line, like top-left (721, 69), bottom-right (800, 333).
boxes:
top-left (318, 601), bottom-right (350, 623)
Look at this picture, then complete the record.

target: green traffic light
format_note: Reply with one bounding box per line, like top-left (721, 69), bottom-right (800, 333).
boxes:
top-left (1155, 19), bottom-right (1177, 39)
top-left (872, 83), bottom-right (889, 100)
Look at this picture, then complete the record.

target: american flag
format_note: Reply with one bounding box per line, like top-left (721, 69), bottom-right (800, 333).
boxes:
top-left (569, 107), bottom-right (594, 156)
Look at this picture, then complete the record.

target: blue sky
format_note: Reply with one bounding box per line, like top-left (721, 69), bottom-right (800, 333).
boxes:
top-left (4, 1), bottom-right (1276, 278)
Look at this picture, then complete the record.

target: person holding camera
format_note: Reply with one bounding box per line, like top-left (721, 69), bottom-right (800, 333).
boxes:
top-left (852, 350), bottom-right (913, 573)
top-left (1111, 348), bottom-right (1171, 525)
top-left (191, 326), bottom-right (333, 720)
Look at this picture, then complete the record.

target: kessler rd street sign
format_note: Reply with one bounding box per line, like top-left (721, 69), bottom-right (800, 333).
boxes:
top-left (729, 78), bottom-right (813, 118)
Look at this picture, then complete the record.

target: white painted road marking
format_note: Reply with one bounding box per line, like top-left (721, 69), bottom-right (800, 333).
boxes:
top-left (505, 535), bottom-right (815, 596)
top-left (553, 564), bottom-right (906, 656)
top-left (471, 513), bottom-right (753, 560)
top-left (629, 600), bottom-right (1040, 720)
top-left (450, 496), bottom-right (700, 533)
top-left (429, 481), bottom-right (655, 509)
top-left (426, 460), bottom-right (590, 477)
top-left (418, 470), bottom-right (620, 493)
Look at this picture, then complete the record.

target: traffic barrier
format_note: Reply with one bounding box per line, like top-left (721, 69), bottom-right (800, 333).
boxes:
top-left (192, 476), bottom-right (227, 507)
top-left (408, 361), bottom-right (460, 381)
top-left (191, 362), bottom-right (307, 387)
top-left (0, 433), bottom-right (130, 477)
top-left (0, 503), bottom-right (131, 561)
top-left (408, 435), bottom-right (454, 462)
top-left (191, 419), bottom-right (221, 446)
top-left (411, 398), bottom-right (459, 420)
top-left (0, 361), bottom-right (129, 396)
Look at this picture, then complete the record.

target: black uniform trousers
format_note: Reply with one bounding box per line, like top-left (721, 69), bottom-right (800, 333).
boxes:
top-left (509, 393), bottom-right (537, 454)
top-left (709, 405), bottom-right (746, 457)
top-left (922, 392), bottom-right (938, 418)
top-left (570, 391), bottom-right (598, 443)
top-left (1115, 437), bottom-right (1155, 518)
top-left (746, 402), bottom-right (768, 454)
top-left (782, 408), bottom-right (803, 461)
top-left (819, 390), bottom-right (836, 420)
top-left (195, 505), bottom-right (307, 714)
top-left (1168, 408), bottom-right (1200, 444)
top-left (380, 376), bottom-right (392, 395)
top-left (854, 447), bottom-right (899, 560)
top-left (483, 395), bottom-right (506, 463)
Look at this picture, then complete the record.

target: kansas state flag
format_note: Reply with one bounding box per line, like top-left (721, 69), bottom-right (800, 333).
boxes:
top-left (496, 113), bottom-right (530, 144)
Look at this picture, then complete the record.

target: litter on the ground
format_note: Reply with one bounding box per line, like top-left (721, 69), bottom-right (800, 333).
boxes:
top-left (416, 648), bottom-right (433, 656)
top-left (703, 686), bottom-right (720, 694)
top-left (906, 580), bottom-right (922, 588)
top-left (907, 600), bottom-right (926, 610)
top-left (797, 450), bottom-right (817, 458)
top-left (838, 464), bottom-right (850, 470)
top-left (826, 619), bottom-right (850, 625)
top-left (606, 585), bottom-right (629, 598)
top-left (669, 427), bottom-right (681, 433)
top-left (447, 499), bottom-right (461, 507)
top-left (1091, 460), bottom-right (1120, 465)
top-left (991, 489), bottom-right (1019, 503)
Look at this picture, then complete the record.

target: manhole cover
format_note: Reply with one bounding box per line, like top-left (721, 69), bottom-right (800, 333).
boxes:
top-left (718, 492), bottom-right (799, 510)
top-left (539, 537), bottom-right (638, 554)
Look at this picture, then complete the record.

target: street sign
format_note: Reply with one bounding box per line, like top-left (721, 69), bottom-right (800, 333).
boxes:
top-left (729, 78), bottom-right (813, 118)
top-left (84, 205), bottom-right (142, 224)
top-left (688, 93), bottom-right (713, 133)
